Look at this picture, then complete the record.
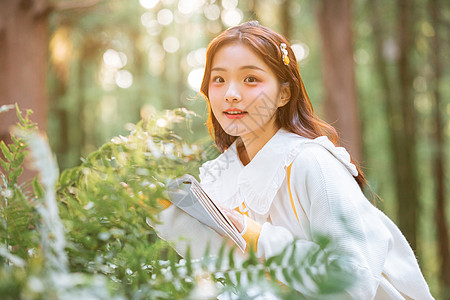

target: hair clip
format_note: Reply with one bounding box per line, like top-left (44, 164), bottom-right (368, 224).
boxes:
top-left (280, 43), bottom-right (290, 65)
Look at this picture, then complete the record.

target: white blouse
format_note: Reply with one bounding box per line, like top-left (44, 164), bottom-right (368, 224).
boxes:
top-left (155, 128), bottom-right (434, 299)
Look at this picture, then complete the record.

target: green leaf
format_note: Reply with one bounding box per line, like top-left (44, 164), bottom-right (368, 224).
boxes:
top-left (9, 143), bottom-right (17, 153)
top-left (10, 135), bottom-right (20, 146)
top-left (246, 269), bottom-right (253, 283)
top-left (32, 178), bottom-right (44, 199)
top-left (25, 109), bottom-right (33, 119)
top-left (292, 267), bottom-right (304, 286)
top-left (59, 168), bottom-right (76, 188)
top-left (185, 246), bottom-right (192, 276)
top-left (11, 153), bottom-right (25, 169)
top-left (168, 248), bottom-right (178, 277)
top-left (0, 157), bottom-right (8, 170)
top-left (282, 267), bottom-right (293, 285)
top-left (228, 247), bottom-right (235, 269)
top-left (15, 104), bottom-right (25, 125)
top-left (0, 141), bottom-right (13, 162)
top-left (223, 272), bottom-right (233, 286)
top-left (10, 168), bottom-right (23, 183)
top-left (215, 241), bottom-right (226, 270)
top-left (257, 268), bottom-right (265, 280)
top-left (288, 243), bottom-right (297, 266)
top-left (269, 269), bottom-right (277, 282)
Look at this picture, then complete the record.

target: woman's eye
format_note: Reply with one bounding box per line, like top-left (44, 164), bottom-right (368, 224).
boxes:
top-left (212, 76), bottom-right (224, 83)
top-left (244, 76), bottom-right (259, 83)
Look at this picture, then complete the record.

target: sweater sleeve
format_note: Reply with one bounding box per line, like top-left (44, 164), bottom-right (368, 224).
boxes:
top-left (256, 145), bottom-right (395, 298)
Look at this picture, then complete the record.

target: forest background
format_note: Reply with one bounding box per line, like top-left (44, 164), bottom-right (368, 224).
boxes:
top-left (0, 0), bottom-right (449, 298)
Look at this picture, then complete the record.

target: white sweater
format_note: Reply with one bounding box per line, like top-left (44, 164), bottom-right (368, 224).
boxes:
top-left (155, 128), bottom-right (434, 299)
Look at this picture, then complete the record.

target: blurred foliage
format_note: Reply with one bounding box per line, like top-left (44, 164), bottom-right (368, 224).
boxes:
top-left (1, 107), bottom-right (358, 299)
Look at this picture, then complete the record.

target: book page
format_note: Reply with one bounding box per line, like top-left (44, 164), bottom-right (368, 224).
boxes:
top-left (167, 174), bottom-right (246, 252)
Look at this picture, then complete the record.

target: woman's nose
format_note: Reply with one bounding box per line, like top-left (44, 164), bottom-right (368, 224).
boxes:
top-left (225, 82), bottom-right (241, 102)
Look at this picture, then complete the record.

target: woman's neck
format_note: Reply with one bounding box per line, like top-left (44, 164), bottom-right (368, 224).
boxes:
top-left (236, 139), bottom-right (250, 166)
top-left (237, 126), bottom-right (281, 165)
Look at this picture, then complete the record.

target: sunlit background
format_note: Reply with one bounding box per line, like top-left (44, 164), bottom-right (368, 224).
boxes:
top-left (1, 0), bottom-right (446, 297)
top-left (47, 0), bottom-right (320, 171)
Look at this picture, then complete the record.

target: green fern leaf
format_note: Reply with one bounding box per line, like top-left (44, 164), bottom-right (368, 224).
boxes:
top-left (32, 178), bottom-right (44, 199)
top-left (11, 153), bottom-right (25, 169)
top-left (185, 246), bottom-right (192, 276)
top-left (0, 157), bottom-right (8, 170)
top-left (10, 168), bottom-right (23, 182)
top-left (15, 104), bottom-right (26, 125)
top-left (228, 247), bottom-right (235, 269)
top-left (10, 135), bottom-right (20, 146)
top-left (0, 141), bottom-right (13, 162)
top-left (215, 241), bottom-right (226, 270)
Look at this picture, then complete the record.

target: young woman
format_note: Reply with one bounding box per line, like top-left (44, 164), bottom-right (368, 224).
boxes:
top-left (155, 21), bottom-right (433, 299)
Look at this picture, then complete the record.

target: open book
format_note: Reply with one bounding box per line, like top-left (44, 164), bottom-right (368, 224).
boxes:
top-left (167, 174), bottom-right (246, 252)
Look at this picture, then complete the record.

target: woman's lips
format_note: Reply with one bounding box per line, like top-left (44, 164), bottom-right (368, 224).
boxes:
top-left (224, 109), bottom-right (247, 119)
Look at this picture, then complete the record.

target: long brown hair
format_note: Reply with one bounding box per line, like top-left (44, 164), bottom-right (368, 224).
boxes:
top-left (200, 21), bottom-right (366, 188)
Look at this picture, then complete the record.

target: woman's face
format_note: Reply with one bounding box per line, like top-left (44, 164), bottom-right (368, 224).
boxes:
top-left (208, 43), bottom-right (289, 144)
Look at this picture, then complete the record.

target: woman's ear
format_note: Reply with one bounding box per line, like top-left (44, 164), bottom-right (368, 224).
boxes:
top-left (278, 83), bottom-right (291, 107)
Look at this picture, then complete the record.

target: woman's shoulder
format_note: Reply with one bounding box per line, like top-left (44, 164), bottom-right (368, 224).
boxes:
top-left (288, 137), bottom-right (358, 178)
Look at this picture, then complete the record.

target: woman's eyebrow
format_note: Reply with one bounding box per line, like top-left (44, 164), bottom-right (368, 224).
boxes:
top-left (211, 65), bottom-right (266, 72)
top-left (240, 65), bottom-right (265, 72)
top-left (211, 67), bottom-right (226, 72)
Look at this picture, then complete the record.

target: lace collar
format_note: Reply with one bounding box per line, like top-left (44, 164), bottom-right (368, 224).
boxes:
top-left (199, 128), bottom-right (358, 215)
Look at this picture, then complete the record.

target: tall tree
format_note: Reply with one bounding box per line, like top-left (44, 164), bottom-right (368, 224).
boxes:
top-left (429, 0), bottom-right (450, 293)
top-left (396, 0), bottom-right (419, 250)
top-left (368, 0), bottom-right (420, 252)
top-left (281, 0), bottom-right (292, 40)
top-left (0, 0), bottom-right (50, 138)
top-left (0, 0), bottom-right (101, 179)
top-left (0, 0), bottom-right (51, 182)
top-left (316, 0), bottom-right (362, 162)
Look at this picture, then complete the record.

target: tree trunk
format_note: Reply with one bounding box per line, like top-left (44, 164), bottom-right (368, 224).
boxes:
top-left (367, 0), bottom-right (401, 204)
top-left (0, 0), bottom-right (50, 135)
top-left (396, 0), bottom-right (419, 251)
top-left (316, 0), bottom-right (362, 161)
top-left (281, 0), bottom-right (292, 40)
top-left (0, 0), bottom-right (50, 181)
top-left (429, 0), bottom-right (450, 292)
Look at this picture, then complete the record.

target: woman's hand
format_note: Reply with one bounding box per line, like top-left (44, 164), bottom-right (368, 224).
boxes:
top-left (221, 207), bottom-right (245, 233)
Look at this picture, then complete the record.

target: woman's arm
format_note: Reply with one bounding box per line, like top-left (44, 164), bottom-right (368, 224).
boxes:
top-left (231, 144), bottom-right (390, 298)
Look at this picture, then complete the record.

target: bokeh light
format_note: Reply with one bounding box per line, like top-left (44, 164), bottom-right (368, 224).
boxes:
top-left (157, 9), bottom-right (173, 26)
top-left (156, 118), bottom-right (168, 127)
top-left (188, 68), bottom-right (205, 92)
top-left (355, 49), bottom-right (370, 65)
top-left (383, 38), bottom-right (399, 61)
top-left (178, 0), bottom-right (204, 15)
top-left (139, 0), bottom-right (159, 9)
top-left (163, 36), bottom-right (180, 53)
top-left (145, 20), bottom-right (162, 36)
top-left (140, 12), bottom-right (155, 27)
top-left (291, 43), bottom-right (309, 62)
top-left (115, 70), bottom-right (133, 89)
top-left (222, 0), bottom-right (238, 10)
top-left (204, 4), bottom-right (221, 20)
top-left (221, 8), bottom-right (243, 27)
top-left (187, 48), bottom-right (206, 68)
top-left (103, 49), bottom-right (127, 69)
